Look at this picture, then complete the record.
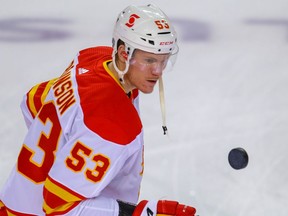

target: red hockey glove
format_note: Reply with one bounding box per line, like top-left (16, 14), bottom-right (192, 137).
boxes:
top-left (132, 200), bottom-right (196, 216)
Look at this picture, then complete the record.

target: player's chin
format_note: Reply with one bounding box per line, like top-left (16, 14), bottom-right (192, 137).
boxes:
top-left (137, 80), bottom-right (157, 94)
top-left (139, 85), bottom-right (155, 94)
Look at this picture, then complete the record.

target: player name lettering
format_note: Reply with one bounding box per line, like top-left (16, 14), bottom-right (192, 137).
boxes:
top-left (52, 63), bottom-right (76, 115)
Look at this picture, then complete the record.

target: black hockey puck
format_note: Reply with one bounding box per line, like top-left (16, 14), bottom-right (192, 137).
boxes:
top-left (228, 147), bottom-right (249, 170)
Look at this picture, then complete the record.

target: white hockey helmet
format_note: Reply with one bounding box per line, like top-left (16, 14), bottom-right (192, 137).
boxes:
top-left (112, 4), bottom-right (178, 81)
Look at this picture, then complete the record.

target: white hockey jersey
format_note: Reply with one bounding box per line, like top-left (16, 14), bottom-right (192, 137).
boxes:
top-left (0, 47), bottom-right (144, 215)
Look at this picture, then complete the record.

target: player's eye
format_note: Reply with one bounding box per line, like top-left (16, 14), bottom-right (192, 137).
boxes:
top-left (144, 58), bottom-right (156, 64)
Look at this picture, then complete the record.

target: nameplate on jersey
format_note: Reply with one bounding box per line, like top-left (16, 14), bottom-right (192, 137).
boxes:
top-left (52, 62), bottom-right (76, 115)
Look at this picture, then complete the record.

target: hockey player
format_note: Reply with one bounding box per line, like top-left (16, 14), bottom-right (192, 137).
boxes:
top-left (0, 4), bottom-right (196, 216)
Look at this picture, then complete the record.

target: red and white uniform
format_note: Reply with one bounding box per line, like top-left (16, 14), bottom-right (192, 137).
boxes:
top-left (0, 47), bottom-right (144, 215)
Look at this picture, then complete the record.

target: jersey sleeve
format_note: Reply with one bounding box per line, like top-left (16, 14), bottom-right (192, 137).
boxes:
top-left (42, 131), bottom-right (142, 215)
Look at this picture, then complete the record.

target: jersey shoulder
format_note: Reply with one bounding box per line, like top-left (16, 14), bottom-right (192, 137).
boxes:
top-left (75, 46), bottom-right (113, 73)
top-left (22, 46), bottom-right (112, 119)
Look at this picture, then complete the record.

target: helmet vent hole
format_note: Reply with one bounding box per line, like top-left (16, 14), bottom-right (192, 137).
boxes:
top-left (146, 33), bottom-right (152, 36)
top-left (148, 40), bottom-right (155, 45)
top-left (158, 32), bottom-right (170, 35)
top-left (140, 38), bottom-right (147, 41)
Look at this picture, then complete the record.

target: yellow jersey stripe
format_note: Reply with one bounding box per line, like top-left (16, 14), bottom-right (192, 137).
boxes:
top-left (45, 178), bottom-right (82, 202)
top-left (27, 83), bottom-right (41, 117)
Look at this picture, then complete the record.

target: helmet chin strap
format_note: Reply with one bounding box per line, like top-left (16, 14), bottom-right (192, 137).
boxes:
top-left (159, 76), bottom-right (168, 135)
top-left (112, 45), bottom-right (135, 84)
top-left (112, 53), bottom-right (129, 84)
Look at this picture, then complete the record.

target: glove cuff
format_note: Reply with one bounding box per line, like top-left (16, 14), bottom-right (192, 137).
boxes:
top-left (132, 200), bottom-right (158, 216)
top-left (117, 200), bottom-right (136, 216)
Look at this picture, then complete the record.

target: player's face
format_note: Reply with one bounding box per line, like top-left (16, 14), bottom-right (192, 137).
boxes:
top-left (126, 49), bottom-right (170, 93)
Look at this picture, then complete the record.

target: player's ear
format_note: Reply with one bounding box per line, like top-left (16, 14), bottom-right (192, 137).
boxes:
top-left (117, 44), bottom-right (128, 63)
